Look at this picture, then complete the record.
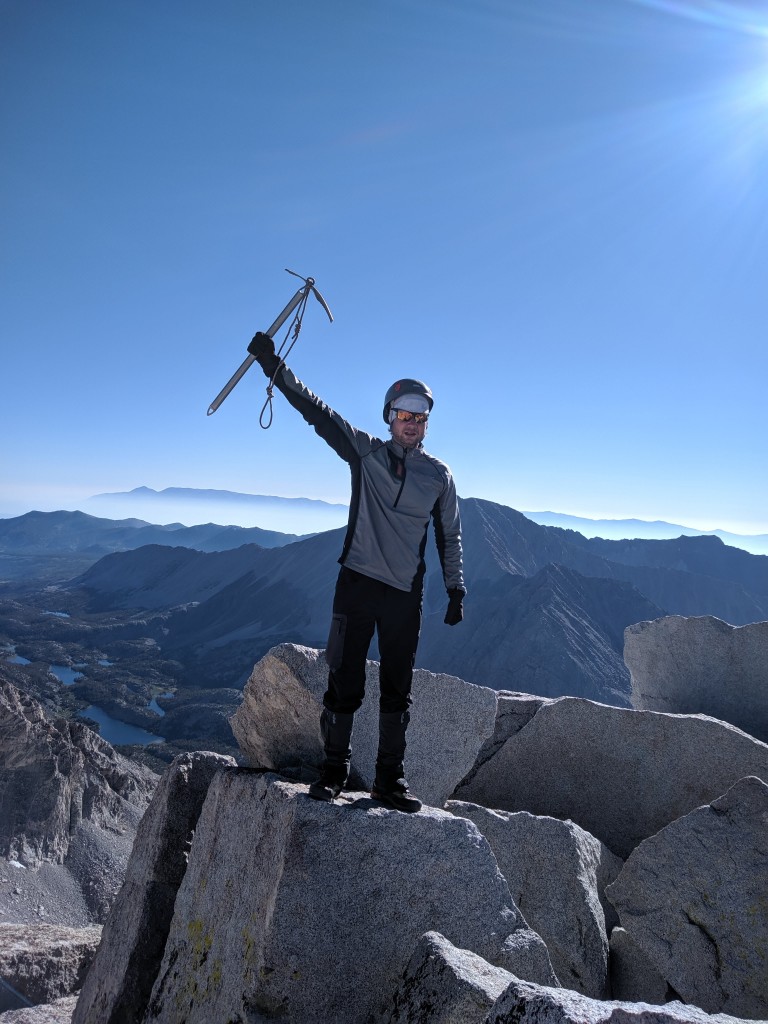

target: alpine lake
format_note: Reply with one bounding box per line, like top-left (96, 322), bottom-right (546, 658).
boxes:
top-left (0, 593), bottom-right (242, 767)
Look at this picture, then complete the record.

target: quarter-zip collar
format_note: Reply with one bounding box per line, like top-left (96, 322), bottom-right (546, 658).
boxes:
top-left (387, 439), bottom-right (423, 508)
top-left (388, 439), bottom-right (423, 459)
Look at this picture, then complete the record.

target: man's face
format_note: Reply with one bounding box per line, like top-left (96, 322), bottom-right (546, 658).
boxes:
top-left (389, 410), bottom-right (428, 449)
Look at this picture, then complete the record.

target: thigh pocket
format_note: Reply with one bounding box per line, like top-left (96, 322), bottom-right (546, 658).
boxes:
top-left (325, 613), bottom-right (347, 670)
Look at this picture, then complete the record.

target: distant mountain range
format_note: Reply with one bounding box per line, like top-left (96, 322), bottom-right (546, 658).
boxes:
top-left (83, 486), bottom-right (349, 533)
top-left (0, 509), bottom-right (306, 555)
top-left (523, 511), bottom-right (768, 556)
top-left (3, 487), bottom-right (764, 554)
top-left (0, 510), bottom-right (312, 586)
top-left (42, 498), bottom-right (768, 705)
top-left (87, 490), bottom-right (768, 556)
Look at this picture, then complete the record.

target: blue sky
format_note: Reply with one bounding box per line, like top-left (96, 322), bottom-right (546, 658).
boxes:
top-left (2, 0), bottom-right (767, 533)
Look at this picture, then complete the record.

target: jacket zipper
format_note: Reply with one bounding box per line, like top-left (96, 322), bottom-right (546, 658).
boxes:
top-left (393, 448), bottom-right (408, 508)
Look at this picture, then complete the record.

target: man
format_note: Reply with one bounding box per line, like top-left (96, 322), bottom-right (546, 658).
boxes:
top-left (247, 332), bottom-right (465, 813)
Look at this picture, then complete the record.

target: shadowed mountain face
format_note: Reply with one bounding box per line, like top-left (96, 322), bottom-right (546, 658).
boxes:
top-left (456, 501), bottom-right (768, 623)
top-left (418, 565), bottom-right (664, 703)
top-left (60, 498), bottom-right (768, 704)
top-left (560, 531), bottom-right (768, 607)
top-left (0, 510), bottom-right (311, 590)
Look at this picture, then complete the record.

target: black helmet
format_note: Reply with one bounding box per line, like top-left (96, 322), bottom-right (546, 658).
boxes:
top-left (382, 379), bottom-right (434, 423)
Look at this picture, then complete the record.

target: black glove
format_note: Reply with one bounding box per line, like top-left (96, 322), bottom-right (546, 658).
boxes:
top-left (444, 588), bottom-right (464, 626)
top-left (247, 332), bottom-right (281, 377)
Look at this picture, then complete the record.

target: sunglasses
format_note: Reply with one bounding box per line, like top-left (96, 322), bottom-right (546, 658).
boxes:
top-left (393, 409), bottom-right (429, 423)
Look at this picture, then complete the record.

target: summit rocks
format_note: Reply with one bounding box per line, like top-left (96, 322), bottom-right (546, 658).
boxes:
top-left (230, 643), bottom-right (498, 807)
top-left (388, 933), bottom-right (756, 1024)
top-left (624, 616), bottom-right (768, 743)
top-left (29, 644), bottom-right (768, 1022)
top-left (453, 695), bottom-right (768, 858)
top-left (444, 802), bottom-right (623, 998)
top-left (9, 643), bottom-right (765, 1019)
top-left (72, 750), bottom-right (236, 1024)
top-left (606, 776), bottom-right (768, 1019)
top-left (74, 772), bottom-right (555, 1024)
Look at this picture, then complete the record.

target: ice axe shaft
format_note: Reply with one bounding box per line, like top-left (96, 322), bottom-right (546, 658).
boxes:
top-left (206, 286), bottom-right (305, 416)
top-left (206, 273), bottom-right (332, 416)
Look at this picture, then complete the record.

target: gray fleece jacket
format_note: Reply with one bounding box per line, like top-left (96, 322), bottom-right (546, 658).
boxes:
top-left (272, 365), bottom-right (465, 595)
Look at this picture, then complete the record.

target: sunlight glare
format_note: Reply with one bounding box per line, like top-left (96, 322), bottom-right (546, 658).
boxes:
top-left (626, 0), bottom-right (768, 39)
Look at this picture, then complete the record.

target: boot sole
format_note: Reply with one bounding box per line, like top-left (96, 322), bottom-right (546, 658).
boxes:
top-left (308, 786), bottom-right (342, 802)
top-left (371, 790), bottom-right (422, 813)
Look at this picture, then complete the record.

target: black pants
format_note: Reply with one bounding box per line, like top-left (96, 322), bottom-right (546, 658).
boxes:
top-left (324, 567), bottom-right (423, 715)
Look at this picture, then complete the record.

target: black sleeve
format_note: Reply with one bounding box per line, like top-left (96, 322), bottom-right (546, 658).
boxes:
top-left (271, 365), bottom-right (379, 464)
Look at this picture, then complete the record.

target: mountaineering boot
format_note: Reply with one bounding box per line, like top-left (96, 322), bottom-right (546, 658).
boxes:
top-left (371, 776), bottom-right (422, 813)
top-left (371, 710), bottom-right (422, 813)
top-left (308, 709), bottom-right (354, 802)
top-left (308, 766), bottom-right (346, 802)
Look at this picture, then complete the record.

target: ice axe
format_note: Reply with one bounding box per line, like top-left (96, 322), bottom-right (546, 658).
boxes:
top-left (206, 269), bottom-right (333, 418)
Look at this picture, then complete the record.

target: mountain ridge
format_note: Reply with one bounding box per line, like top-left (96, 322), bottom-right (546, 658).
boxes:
top-left (0, 510), bottom-right (307, 556)
top-left (83, 485), bottom-right (349, 533)
top-left (56, 497), bottom-right (768, 702)
top-left (90, 485), bottom-right (348, 511)
top-left (524, 510), bottom-right (768, 556)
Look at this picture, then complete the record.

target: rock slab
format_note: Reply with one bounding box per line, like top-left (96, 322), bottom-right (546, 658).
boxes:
top-left (385, 931), bottom-right (515, 1024)
top-left (0, 996), bottom-right (77, 1024)
top-left (0, 924), bottom-right (100, 1007)
top-left (625, 616), bottom-right (768, 743)
top-left (141, 772), bottom-right (555, 1024)
top-left (606, 775), bottom-right (768, 1020)
top-left (485, 977), bottom-right (759, 1024)
top-left (609, 927), bottom-right (670, 1005)
top-left (454, 697), bottom-right (768, 857)
top-left (446, 801), bottom-right (622, 997)
top-left (72, 751), bottom-right (236, 1024)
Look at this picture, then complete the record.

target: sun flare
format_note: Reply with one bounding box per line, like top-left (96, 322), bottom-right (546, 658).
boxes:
top-left (626, 0), bottom-right (768, 39)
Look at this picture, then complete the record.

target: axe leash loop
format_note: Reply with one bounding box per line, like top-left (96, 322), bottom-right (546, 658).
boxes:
top-left (259, 277), bottom-right (313, 429)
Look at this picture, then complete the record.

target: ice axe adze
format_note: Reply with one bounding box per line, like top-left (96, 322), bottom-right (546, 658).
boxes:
top-left (206, 269), bottom-right (333, 417)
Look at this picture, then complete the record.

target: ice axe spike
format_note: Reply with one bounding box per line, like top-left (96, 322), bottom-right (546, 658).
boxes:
top-left (206, 270), bottom-right (333, 416)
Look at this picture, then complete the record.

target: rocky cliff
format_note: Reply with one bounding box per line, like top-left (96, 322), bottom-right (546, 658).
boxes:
top-left (0, 923), bottom-right (102, 1012)
top-left (0, 679), bottom-right (157, 923)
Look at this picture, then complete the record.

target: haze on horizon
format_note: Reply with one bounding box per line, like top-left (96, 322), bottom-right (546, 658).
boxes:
top-left (2, 1), bottom-right (767, 536)
top-left (3, 487), bottom-right (768, 557)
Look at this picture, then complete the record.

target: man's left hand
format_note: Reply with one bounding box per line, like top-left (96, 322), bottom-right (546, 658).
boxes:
top-left (444, 589), bottom-right (464, 626)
